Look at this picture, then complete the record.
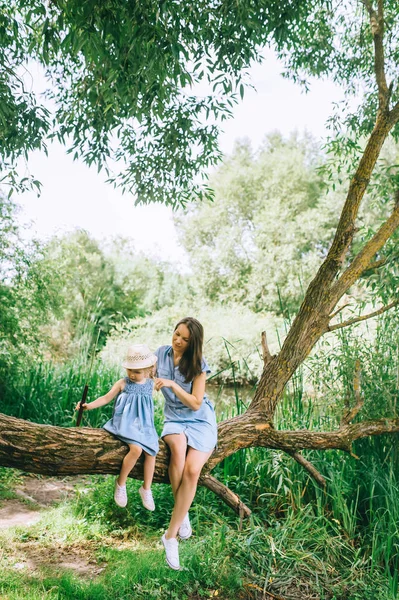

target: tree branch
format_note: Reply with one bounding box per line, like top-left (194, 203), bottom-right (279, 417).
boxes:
top-left (360, 255), bottom-right (388, 276)
top-left (200, 474), bottom-right (252, 517)
top-left (330, 202), bottom-right (399, 302)
top-left (328, 299), bottom-right (399, 332)
top-left (261, 331), bottom-right (273, 366)
top-left (329, 303), bottom-right (350, 320)
top-left (1, 412), bottom-right (399, 513)
top-left (286, 451), bottom-right (326, 487)
top-left (362, 0), bottom-right (389, 110)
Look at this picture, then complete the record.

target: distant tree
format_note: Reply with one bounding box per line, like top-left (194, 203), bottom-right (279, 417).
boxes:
top-left (37, 231), bottom-right (145, 355)
top-left (176, 134), bottom-right (346, 314)
top-left (0, 194), bottom-right (61, 372)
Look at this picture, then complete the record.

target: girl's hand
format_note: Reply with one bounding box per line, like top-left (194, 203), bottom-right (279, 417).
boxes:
top-left (154, 378), bottom-right (174, 391)
top-left (75, 402), bottom-right (88, 411)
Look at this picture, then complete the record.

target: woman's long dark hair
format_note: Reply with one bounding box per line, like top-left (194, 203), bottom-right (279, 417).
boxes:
top-left (175, 317), bottom-right (204, 383)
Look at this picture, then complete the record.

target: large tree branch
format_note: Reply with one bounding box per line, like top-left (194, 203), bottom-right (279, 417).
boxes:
top-left (362, 0), bottom-right (389, 110)
top-left (328, 299), bottom-right (399, 332)
top-left (3, 413), bottom-right (398, 475)
top-left (330, 203), bottom-right (399, 302)
top-left (250, 116), bottom-right (396, 419)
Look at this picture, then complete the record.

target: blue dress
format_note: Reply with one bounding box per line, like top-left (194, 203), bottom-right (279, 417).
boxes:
top-left (155, 345), bottom-right (217, 453)
top-left (103, 378), bottom-right (159, 456)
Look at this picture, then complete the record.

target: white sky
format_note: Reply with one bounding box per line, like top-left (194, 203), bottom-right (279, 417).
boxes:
top-left (15, 50), bottom-right (344, 264)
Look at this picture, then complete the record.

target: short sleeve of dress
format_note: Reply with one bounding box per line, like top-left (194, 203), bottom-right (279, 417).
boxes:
top-left (201, 357), bottom-right (211, 375)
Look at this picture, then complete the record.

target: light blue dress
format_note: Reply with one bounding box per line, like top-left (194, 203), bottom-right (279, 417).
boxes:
top-left (103, 378), bottom-right (159, 456)
top-left (155, 345), bottom-right (217, 453)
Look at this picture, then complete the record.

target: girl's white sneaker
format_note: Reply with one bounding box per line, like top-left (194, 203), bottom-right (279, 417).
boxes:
top-left (114, 481), bottom-right (127, 507)
top-left (161, 533), bottom-right (180, 570)
top-left (178, 513), bottom-right (192, 540)
top-left (139, 486), bottom-right (155, 511)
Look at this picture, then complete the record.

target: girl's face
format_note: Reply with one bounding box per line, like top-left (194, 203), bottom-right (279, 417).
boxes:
top-left (126, 368), bottom-right (146, 383)
top-left (172, 323), bottom-right (190, 355)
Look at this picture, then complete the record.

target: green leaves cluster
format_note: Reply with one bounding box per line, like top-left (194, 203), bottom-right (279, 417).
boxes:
top-left (1, 0), bottom-right (323, 204)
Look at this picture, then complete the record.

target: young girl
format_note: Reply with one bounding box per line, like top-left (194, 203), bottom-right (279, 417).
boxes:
top-left (75, 343), bottom-right (159, 510)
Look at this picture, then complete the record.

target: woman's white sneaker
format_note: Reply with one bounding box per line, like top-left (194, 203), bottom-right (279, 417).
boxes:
top-left (161, 533), bottom-right (180, 570)
top-left (139, 486), bottom-right (155, 511)
top-left (114, 481), bottom-right (127, 507)
top-left (178, 513), bottom-right (192, 540)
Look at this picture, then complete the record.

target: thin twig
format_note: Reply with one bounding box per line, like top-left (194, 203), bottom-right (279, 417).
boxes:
top-left (329, 303), bottom-right (350, 320)
top-left (328, 299), bottom-right (399, 332)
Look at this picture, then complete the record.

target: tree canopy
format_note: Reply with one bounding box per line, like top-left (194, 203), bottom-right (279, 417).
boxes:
top-left (7, 1), bottom-right (399, 204)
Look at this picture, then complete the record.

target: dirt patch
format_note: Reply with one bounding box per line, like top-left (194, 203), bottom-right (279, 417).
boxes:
top-left (0, 500), bottom-right (42, 529)
top-left (9, 540), bottom-right (106, 578)
top-left (0, 474), bottom-right (86, 531)
top-left (0, 474), bottom-right (106, 579)
top-left (15, 474), bottom-right (85, 507)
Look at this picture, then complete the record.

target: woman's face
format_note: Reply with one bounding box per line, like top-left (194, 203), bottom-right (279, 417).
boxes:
top-left (172, 323), bottom-right (190, 355)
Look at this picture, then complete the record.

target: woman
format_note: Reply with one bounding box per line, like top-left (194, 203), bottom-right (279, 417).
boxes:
top-left (155, 317), bottom-right (217, 570)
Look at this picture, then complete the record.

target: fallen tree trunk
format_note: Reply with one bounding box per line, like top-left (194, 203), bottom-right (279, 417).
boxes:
top-left (1, 411), bottom-right (398, 515)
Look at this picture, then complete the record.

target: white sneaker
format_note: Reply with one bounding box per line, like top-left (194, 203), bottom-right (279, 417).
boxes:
top-left (139, 486), bottom-right (155, 511)
top-left (161, 533), bottom-right (180, 570)
top-left (114, 481), bottom-right (127, 507)
top-left (178, 513), bottom-right (192, 540)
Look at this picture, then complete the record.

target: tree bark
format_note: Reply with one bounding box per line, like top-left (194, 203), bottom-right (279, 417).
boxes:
top-left (1, 411), bottom-right (399, 513)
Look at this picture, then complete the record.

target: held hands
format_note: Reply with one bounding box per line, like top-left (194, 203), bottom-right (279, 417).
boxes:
top-left (154, 377), bottom-right (174, 392)
top-left (74, 401), bottom-right (89, 411)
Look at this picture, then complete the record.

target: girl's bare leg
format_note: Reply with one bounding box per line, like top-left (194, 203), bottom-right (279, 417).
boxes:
top-left (143, 452), bottom-right (156, 490)
top-left (163, 433), bottom-right (187, 497)
top-left (118, 444), bottom-right (142, 486)
top-left (165, 447), bottom-right (212, 540)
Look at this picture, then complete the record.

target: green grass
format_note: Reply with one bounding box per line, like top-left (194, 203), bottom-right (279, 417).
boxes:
top-left (0, 479), bottom-right (393, 600)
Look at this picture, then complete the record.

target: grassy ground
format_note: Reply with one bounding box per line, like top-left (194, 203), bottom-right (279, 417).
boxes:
top-left (0, 465), bottom-right (396, 600)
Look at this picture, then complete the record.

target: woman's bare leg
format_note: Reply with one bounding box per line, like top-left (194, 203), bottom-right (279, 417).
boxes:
top-left (165, 447), bottom-right (212, 540)
top-left (143, 452), bottom-right (156, 490)
top-left (163, 433), bottom-right (187, 497)
top-left (118, 444), bottom-right (143, 486)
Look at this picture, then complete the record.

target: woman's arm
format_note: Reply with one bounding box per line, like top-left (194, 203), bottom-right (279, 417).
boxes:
top-left (154, 372), bottom-right (206, 411)
top-left (75, 379), bottom-right (125, 411)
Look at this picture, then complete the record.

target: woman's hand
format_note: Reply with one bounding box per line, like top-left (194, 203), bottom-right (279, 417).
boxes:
top-left (154, 377), bottom-right (174, 392)
top-left (74, 402), bottom-right (88, 411)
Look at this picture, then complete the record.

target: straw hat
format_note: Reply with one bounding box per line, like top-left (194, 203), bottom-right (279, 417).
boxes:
top-left (121, 344), bottom-right (157, 369)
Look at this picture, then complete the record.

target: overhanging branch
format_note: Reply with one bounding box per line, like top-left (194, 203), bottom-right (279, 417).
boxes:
top-left (328, 299), bottom-right (399, 332)
top-left (330, 203), bottom-right (399, 302)
top-left (362, 0), bottom-right (389, 110)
